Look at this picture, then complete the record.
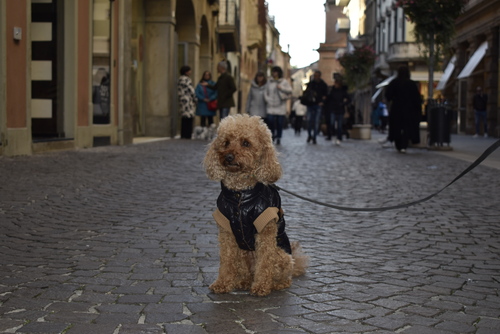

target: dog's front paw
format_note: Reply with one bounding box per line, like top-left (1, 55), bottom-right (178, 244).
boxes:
top-left (209, 280), bottom-right (233, 294)
top-left (250, 283), bottom-right (272, 297)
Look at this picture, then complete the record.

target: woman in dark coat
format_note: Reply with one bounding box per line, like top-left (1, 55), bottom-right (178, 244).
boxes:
top-left (385, 66), bottom-right (422, 153)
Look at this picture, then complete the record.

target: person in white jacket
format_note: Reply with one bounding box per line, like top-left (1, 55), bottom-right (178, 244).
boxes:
top-left (264, 66), bottom-right (292, 145)
top-left (292, 99), bottom-right (307, 135)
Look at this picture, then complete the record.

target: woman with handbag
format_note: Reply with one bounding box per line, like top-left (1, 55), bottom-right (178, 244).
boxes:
top-left (195, 71), bottom-right (218, 129)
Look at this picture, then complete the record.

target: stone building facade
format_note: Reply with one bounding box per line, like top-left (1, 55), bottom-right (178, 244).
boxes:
top-left (446, 0), bottom-right (500, 137)
top-left (317, 0), bottom-right (348, 87)
top-left (0, 0), bottom-right (288, 156)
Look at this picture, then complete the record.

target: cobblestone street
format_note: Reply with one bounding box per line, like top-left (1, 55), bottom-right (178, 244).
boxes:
top-left (1, 128), bottom-right (499, 334)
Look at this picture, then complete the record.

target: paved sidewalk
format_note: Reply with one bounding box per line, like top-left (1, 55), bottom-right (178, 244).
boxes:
top-left (432, 134), bottom-right (500, 171)
top-left (1, 128), bottom-right (499, 334)
top-left (369, 130), bottom-right (500, 170)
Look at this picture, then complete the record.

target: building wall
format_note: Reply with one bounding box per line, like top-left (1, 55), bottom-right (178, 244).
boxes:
top-left (453, 0), bottom-right (500, 136)
top-left (0, 0), bottom-right (5, 155)
top-left (239, 0), bottom-right (263, 114)
top-left (318, 1), bottom-right (347, 87)
top-left (0, 0), bottom-right (290, 156)
top-left (3, 0), bottom-right (30, 155)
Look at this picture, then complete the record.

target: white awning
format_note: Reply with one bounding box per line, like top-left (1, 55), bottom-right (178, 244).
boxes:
top-left (458, 41), bottom-right (488, 79)
top-left (375, 72), bottom-right (442, 89)
top-left (375, 75), bottom-right (396, 89)
top-left (410, 71), bottom-right (443, 82)
top-left (436, 55), bottom-right (456, 91)
top-left (371, 87), bottom-right (383, 103)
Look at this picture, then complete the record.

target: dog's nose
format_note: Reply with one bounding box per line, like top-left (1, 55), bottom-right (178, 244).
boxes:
top-left (225, 153), bottom-right (235, 163)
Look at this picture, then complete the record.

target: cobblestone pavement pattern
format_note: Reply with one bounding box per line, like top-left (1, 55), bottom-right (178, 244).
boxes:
top-left (1, 129), bottom-right (499, 334)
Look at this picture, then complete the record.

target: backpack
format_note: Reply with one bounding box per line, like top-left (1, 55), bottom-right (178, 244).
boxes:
top-left (300, 87), bottom-right (316, 106)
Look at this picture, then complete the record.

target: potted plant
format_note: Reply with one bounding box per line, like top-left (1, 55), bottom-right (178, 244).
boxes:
top-left (338, 45), bottom-right (376, 139)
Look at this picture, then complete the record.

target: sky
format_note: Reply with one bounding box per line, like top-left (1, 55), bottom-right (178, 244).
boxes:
top-left (266, 0), bottom-right (326, 68)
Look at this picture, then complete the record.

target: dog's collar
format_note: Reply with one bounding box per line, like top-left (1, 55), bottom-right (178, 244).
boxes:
top-left (220, 182), bottom-right (264, 202)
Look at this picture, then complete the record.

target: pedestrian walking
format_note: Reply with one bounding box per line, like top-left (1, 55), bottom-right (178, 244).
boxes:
top-left (377, 99), bottom-right (389, 134)
top-left (303, 71), bottom-right (328, 144)
top-left (325, 76), bottom-right (350, 145)
top-left (245, 71), bottom-right (267, 119)
top-left (371, 102), bottom-right (381, 131)
top-left (264, 66), bottom-right (292, 145)
top-left (177, 65), bottom-right (197, 139)
top-left (195, 71), bottom-right (217, 129)
top-left (385, 66), bottom-right (422, 153)
top-left (473, 86), bottom-right (488, 138)
top-left (291, 98), bottom-right (307, 135)
top-left (203, 61), bottom-right (237, 120)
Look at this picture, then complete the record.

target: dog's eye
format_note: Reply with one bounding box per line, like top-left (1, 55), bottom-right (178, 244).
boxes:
top-left (242, 140), bottom-right (250, 147)
top-left (224, 140), bottom-right (230, 147)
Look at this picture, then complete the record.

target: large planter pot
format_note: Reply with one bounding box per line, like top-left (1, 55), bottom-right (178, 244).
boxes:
top-left (411, 122), bottom-right (429, 148)
top-left (349, 124), bottom-right (371, 140)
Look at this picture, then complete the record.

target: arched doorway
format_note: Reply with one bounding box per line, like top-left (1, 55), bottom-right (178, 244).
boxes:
top-left (174, 0), bottom-right (198, 135)
top-left (175, 0), bottom-right (197, 77)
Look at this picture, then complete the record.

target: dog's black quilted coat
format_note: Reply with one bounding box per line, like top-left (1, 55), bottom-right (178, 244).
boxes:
top-left (217, 182), bottom-right (292, 254)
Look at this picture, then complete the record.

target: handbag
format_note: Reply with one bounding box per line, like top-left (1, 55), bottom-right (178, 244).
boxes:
top-left (203, 86), bottom-right (218, 111)
top-left (343, 106), bottom-right (350, 119)
top-left (207, 99), bottom-right (218, 111)
top-left (278, 89), bottom-right (292, 101)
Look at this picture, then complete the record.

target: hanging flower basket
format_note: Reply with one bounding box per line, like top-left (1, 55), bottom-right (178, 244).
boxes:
top-left (338, 45), bottom-right (376, 91)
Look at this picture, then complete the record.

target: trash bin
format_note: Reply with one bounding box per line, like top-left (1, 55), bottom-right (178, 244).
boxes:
top-left (428, 106), bottom-right (452, 146)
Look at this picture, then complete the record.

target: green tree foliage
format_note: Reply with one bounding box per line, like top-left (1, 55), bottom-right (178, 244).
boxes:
top-left (396, 0), bottom-right (466, 52)
top-left (395, 0), bottom-right (467, 98)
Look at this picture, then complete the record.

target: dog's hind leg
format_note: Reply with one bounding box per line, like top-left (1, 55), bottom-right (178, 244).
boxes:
top-left (210, 228), bottom-right (248, 294)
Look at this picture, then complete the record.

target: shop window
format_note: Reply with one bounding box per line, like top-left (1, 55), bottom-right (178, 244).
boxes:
top-left (92, 0), bottom-right (111, 124)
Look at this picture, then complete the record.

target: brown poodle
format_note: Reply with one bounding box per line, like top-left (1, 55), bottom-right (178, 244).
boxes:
top-left (204, 114), bottom-right (308, 296)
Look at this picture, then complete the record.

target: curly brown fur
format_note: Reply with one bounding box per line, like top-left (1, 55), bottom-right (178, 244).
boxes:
top-left (204, 114), bottom-right (308, 296)
top-left (204, 114), bottom-right (282, 191)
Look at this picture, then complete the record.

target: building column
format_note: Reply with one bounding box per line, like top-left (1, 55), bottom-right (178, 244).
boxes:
top-left (465, 39), bottom-right (481, 135)
top-left (144, 1), bottom-right (175, 137)
top-left (485, 27), bottom-right (499, 137)
top-left (118, 0), bottom-right (133, 145)
top-left (454, 43), bottom-right (467, 133)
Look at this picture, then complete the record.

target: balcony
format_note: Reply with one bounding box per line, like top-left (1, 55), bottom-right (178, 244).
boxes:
top-left (246, 24), bottom-right (263, 50)
top-left (336, 18), bottom-right (350, 33)
top-left (218, 0), bottom-right (239, 52)
top-left (374, 52), bottom-right (389, 71)
top-left (336, 0), bottom-right (350, 6)
top-left (387, 42), bottom-right (422, 63)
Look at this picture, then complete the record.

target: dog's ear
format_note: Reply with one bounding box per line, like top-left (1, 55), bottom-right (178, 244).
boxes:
top-left (254, 127), bottom-right (282, 184)
top-left (203, 138), bottom-right (225, 181)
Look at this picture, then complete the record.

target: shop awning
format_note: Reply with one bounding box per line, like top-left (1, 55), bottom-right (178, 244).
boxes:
top-left (371, 87), bottom-right (383, 103)
top-left (375, 72), bottom-right (442, 89)
top-left (375, 75), bottom-right (396, 89)
top-left (436, 55), bottom-right (456, 91)
top-left (458, 41), bottom-right (488, 79)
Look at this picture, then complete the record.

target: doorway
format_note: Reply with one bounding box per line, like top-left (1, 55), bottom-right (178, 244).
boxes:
top-left (92, 0), bottom-right (112, 125)
top-left (131, 0), bottom-right (145, 136)
top-left (31, 0), bottom-right (63, 138)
